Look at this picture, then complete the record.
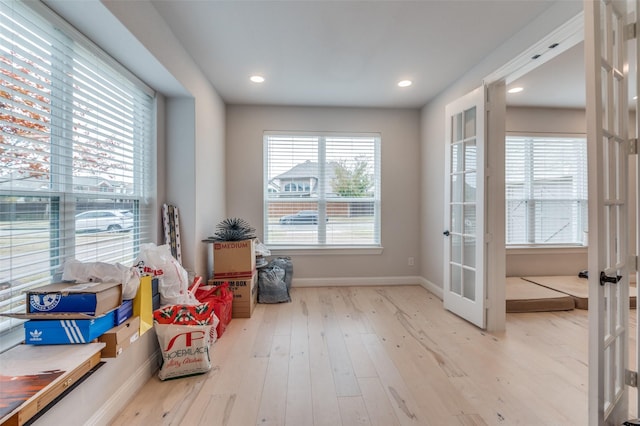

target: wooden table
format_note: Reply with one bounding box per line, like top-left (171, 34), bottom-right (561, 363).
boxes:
top-left (0, 343), bottom-right (104, 426)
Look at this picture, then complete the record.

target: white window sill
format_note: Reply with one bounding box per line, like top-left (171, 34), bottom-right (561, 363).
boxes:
top-left (507, 245), bottom-right (587, 255)
top-left (0, 325), bottom-right (26, 354)
top-left (267, 246), bottom-right (384, 256)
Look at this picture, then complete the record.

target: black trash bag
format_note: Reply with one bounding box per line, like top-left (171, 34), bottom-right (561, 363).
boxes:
top-left (258, 264), bottom-right (290, 303)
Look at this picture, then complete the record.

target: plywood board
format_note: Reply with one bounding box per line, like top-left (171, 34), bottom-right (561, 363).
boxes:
top-left (0, 343), bottom-right (104, 426)
top-left (506, 277), bottom-right (575, 313)
top-left (522, 275), bottom-right (637, 310)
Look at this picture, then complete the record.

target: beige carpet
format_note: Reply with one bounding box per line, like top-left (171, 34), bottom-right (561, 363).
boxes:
top-left (506, 277), bottom-right (575, 313)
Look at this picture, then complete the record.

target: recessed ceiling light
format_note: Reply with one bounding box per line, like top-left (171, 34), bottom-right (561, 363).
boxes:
top-left (508, 87), bottom-right (524, 94)
top-left (398, 80), bottom-right (412, 88)
top-left (250, 75), bottom-right (265, 83)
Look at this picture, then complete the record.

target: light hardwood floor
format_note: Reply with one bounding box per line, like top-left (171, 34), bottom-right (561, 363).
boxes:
top-left (112, 285), bottom-right (637, 425)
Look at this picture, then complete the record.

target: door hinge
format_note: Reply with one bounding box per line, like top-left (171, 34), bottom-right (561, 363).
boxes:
top-left (626, 369), bottom-right (638, 387)
top-left (625, 23), bottom-right (637, 40)
top-left (631, 255), bottom-right (639, 273)
top-left (628, 138), bottom-right (638, 155)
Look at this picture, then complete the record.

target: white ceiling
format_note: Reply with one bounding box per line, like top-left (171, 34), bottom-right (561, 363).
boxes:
top-left (507, 41), bottom-right (585, 109)
top-left (149, 0), bottom-right (581, 109)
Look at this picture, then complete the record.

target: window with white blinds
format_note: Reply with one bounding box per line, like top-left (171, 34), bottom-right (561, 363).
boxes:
top-left (264, 132), bottom-right (381, 247)
top-left (0, 0), bottom-right (155, 346)
top-left (505, 135), bottom-right (587, 245)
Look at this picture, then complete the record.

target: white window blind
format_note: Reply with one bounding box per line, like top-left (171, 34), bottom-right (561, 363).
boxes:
top-left (264, 132), bottom-right (381, 247)
top-left (505, 135), bottom-right (587, 245)
top-left (0, 0), bottom-right (155, 347)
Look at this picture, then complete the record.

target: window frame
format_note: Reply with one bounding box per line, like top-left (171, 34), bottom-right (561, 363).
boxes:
top-left (263, 131), bottom-right (382, 251)
top-left (505, 132), bottom-right (588, 248)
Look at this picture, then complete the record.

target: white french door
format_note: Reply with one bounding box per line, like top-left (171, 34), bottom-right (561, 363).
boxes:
top-left (586, 0), bottom-right (634, 423)
top-left (443, 87), bottom-right (486, 329)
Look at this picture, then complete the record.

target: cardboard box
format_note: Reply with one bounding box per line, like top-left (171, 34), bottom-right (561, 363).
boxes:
top-left (24, 310), bottom-right (116, 345)
top-left (98, 316), bottom-right (140, 358)
top-left (208, 273), bottom-right (257, 318)
top-left (213, 239), bottom-right (256, 278)
top-left (114, 299), bottom-right (133, 326)
top-left (26, 282), bottom-right (122, 316)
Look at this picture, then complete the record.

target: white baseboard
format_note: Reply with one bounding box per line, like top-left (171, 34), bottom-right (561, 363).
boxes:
top-left (87, 349), bottom-right (161, 426)
top-left (291, 276), bottom-right (444, 301)
top-left (292, 275), bottom-right (423, 287)
top-left (418, 276), bottom-right (443, 300)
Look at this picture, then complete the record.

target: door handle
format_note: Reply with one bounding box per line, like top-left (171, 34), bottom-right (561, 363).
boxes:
top-left (443, 230), bottom-right (450, 236)
top-left (600, 270), bottom-right (622, 286)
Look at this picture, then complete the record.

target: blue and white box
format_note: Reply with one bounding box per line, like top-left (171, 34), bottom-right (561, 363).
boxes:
top-left (114, 299), bottom-right (133, 326)
top-left (26, 281), bottom-right (122, 316)
top-left (24, 311), bottom-right (115, 345)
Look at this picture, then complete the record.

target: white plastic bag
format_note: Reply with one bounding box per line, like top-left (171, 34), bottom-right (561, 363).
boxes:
top-left (254, 239), bottom-right (271, 257)
top-left (61, 259), bottom-right (140, 300)
top-left (134, 243), bottom-right (197, 305)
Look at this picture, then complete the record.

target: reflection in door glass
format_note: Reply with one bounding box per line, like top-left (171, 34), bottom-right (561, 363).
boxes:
top-left (463, 267), bottom-right (476, 301)
top-left (451, 264), bottom-right (462, 296)
top-left (464, 172), bottom-right (476, 202)
top-left (464, 107), bottom-right (476, 138)
top-left (463, 236), bottom-right (476, 268)
top-left (451, 204), bottom-right (462, 234)
top-left (464, 140), bottom-right (476, 172)
top-left (604, 345), bottom-right (611, 406)
top-left (454, 113), bottom-right (463, 142)
top-left (451, 174), bottom-right (463, 203)
top-left (463, 205), bottom-right (475, 235)
top-left (451, 142), bottom-right (462, 172)
top-left (451, 234), bottom-right (462, 264)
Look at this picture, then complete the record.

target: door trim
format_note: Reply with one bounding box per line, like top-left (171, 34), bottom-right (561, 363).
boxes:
top-left (484, 82), bottom-right (507, 332)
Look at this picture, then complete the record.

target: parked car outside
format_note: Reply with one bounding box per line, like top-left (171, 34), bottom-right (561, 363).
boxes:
top-left (75, 210), bottom-right (133, 233)
top-left (279, 210), bottom-right (327, 225)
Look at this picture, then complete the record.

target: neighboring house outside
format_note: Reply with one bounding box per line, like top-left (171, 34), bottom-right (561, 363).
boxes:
top-left (268, 160), bottom-right (373, 219)
top-left (0, 172), bottom-right (131, 194)
top-left (269, 160), bottom-right (339, 198)
top-left (0, 174), bottom-right (133, 220)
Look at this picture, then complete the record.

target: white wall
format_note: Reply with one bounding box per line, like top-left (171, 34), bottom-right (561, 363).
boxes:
top-left (506, 107), bottom-right (585, 135)
top-left (420, 2), bottom-right (583, 291)
top-left (100, 0), bottom-right (227, 278)
top-left (226, 105), bottom-right (421, 283)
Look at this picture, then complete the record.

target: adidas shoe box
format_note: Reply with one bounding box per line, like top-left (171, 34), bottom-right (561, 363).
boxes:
top-left (24, 310), bottom-right (115, 345)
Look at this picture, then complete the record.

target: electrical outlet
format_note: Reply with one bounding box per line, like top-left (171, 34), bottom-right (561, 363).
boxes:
top-left (408, 257), bottom-right (414, 266)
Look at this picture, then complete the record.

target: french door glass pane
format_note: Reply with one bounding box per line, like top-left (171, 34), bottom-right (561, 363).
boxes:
top-left (464, 236), bottom-right (476, 268)
top-left (464, 140), bottom-right (476, 172)
top-left (464, 172), bottom-right (476, 202)
top-left (451, 204), bottom-right (462, 234)
top-left (464, 108), bottom-right (476, 138)
top-left (463, 267), bottom-right (476, 301)
top-left (451, 264), bottom-right (462, 296)
top-left (451, 234), bottom-right (462, 264)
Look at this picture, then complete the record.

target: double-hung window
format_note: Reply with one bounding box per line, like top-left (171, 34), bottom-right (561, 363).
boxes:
top-left (264, 132), bottom-right (380, 247)
top-left (505, 135), bottom-right (587, 245)
top-left (0, 1), bottom-right (155, 349)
